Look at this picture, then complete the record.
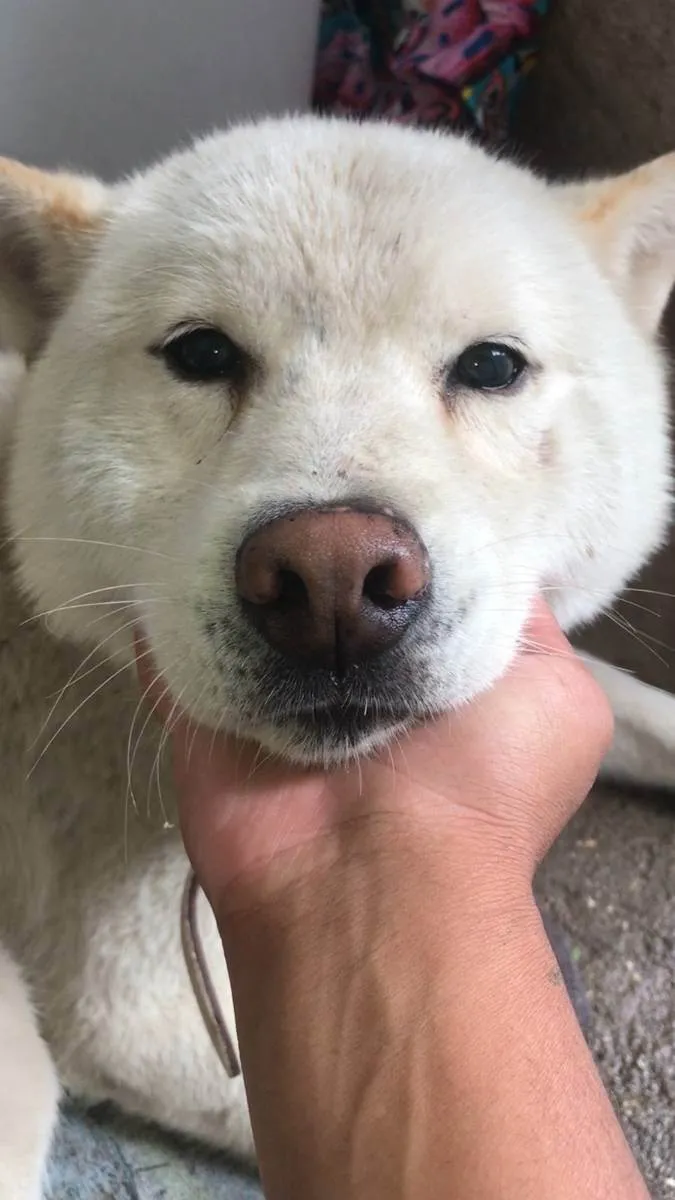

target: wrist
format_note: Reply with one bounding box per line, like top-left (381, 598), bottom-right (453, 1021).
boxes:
top-left (218, 839), bottom-right (557, 1200)
top-left (215, 809), bottom-right (537, 960)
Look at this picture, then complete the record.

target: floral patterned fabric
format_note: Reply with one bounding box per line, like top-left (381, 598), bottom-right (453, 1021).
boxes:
top-left (314, 0), bottom-right (551, 141)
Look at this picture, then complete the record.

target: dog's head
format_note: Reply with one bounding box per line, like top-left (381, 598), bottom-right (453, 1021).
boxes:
top-left (1, 119), bottom-right (673, 762)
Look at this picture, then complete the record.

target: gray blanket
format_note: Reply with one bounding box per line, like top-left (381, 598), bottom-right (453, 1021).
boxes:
top-left (48, 1103), bottom-right (261, 1200)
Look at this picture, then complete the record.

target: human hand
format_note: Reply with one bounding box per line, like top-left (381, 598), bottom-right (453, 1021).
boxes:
top-left (137, 600), bottom-right (612, 921)
top-left (137, 607), bottom-right (631, 1200)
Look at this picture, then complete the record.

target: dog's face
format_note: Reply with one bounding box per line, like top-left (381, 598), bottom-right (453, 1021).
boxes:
top-left (0, 119), bottom-right (673, 762)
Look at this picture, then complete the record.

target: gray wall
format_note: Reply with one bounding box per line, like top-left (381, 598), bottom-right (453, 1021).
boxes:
top-left (0, 0), bottom-right (319, 178)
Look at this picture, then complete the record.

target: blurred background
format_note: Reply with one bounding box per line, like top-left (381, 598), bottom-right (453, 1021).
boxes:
top-left (0, 0), bottom-right (320, 177)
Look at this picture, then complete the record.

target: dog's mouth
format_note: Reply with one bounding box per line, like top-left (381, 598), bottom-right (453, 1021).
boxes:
top-left (248, 680), bottom-right (426, 758)
top-left (211, 638), bottom-right (433, 758)
top-left (288, 700), bottom-right (414, 743)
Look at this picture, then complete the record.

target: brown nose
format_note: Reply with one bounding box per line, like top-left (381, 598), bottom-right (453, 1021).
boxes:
top-left (236, 506), bottom-right (430, 671)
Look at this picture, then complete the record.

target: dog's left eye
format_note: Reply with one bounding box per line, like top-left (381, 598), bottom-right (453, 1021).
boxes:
top-left (451, 341), bottom-right (527, 391)
top-left (158, 327), bottom-right (243, 383)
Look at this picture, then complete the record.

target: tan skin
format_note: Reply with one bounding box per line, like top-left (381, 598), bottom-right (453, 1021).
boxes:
top-left (139, 602), bottom-right (649, 1199)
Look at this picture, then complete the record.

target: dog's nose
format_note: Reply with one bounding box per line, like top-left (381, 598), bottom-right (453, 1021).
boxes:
top-left (236, 506), bottom-right (430, 670)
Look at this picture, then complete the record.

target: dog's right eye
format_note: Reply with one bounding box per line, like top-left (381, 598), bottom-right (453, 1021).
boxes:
top-left (156, 327), bottom-right (244, 383)
top-left (451, 341), bottom-right (527, 392)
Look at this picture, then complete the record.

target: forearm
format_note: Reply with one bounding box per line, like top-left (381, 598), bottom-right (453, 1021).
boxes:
top-left (220, 831), bottom-right (648, 1200)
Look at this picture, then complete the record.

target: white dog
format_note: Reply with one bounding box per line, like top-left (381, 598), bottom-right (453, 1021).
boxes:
top-left (0, 116), bottom-right (674, 1197)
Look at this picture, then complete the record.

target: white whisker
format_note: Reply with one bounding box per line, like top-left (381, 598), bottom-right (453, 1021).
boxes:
top-left (33, 610), bottom-right (141, 750)
top-left (28, 652), bottom-right (142, 778)
top-left (12, 535), bottom-right (186, 564)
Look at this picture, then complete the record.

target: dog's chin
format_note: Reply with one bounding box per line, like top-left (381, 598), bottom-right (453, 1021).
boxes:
top-left (246, 705), bottom-right (418, 767)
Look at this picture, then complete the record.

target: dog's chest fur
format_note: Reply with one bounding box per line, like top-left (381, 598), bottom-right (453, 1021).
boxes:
top-left (0, 528), bottom-right (253, 1151)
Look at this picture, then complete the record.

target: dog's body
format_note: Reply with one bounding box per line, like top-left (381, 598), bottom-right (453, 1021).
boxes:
top-left (1, 117), bottom-right (675, 1195)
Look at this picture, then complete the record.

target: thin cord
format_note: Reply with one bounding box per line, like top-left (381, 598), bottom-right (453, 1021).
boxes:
top-left (180, 869), bottom-right (241, 1079)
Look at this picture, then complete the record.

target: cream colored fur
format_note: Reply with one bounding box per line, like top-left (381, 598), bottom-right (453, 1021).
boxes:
top-left (0, 117), bottom-right (674, 1195)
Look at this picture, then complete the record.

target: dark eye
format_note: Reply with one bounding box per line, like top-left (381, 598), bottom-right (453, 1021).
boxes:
top-left (451, 342), bottom-right (527, 391)
top-left (158, 327), bottom-right (244, 383)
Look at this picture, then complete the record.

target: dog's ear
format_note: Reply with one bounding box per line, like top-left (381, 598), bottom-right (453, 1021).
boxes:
top-left (559, 152), bottom-right (675, 335)
top-left (0, 157), bottom-right (110, 358)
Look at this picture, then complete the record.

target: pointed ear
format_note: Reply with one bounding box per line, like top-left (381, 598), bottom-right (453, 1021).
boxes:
top-left (558, 152), bottom-right (675, 335)
top-left (0, 157), bottom-right (110, 357)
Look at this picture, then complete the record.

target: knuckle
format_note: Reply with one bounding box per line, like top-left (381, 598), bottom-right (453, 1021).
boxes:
top-left (543, 656), bottom-right (615, 756)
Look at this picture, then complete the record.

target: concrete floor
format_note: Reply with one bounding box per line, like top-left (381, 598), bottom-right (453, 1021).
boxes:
top-left (537, 783), bottom-right (675, 1198)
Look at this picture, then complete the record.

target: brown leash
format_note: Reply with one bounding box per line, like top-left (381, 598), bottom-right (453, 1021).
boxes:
top-left (180, 869), bottom-right (241, 1078)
